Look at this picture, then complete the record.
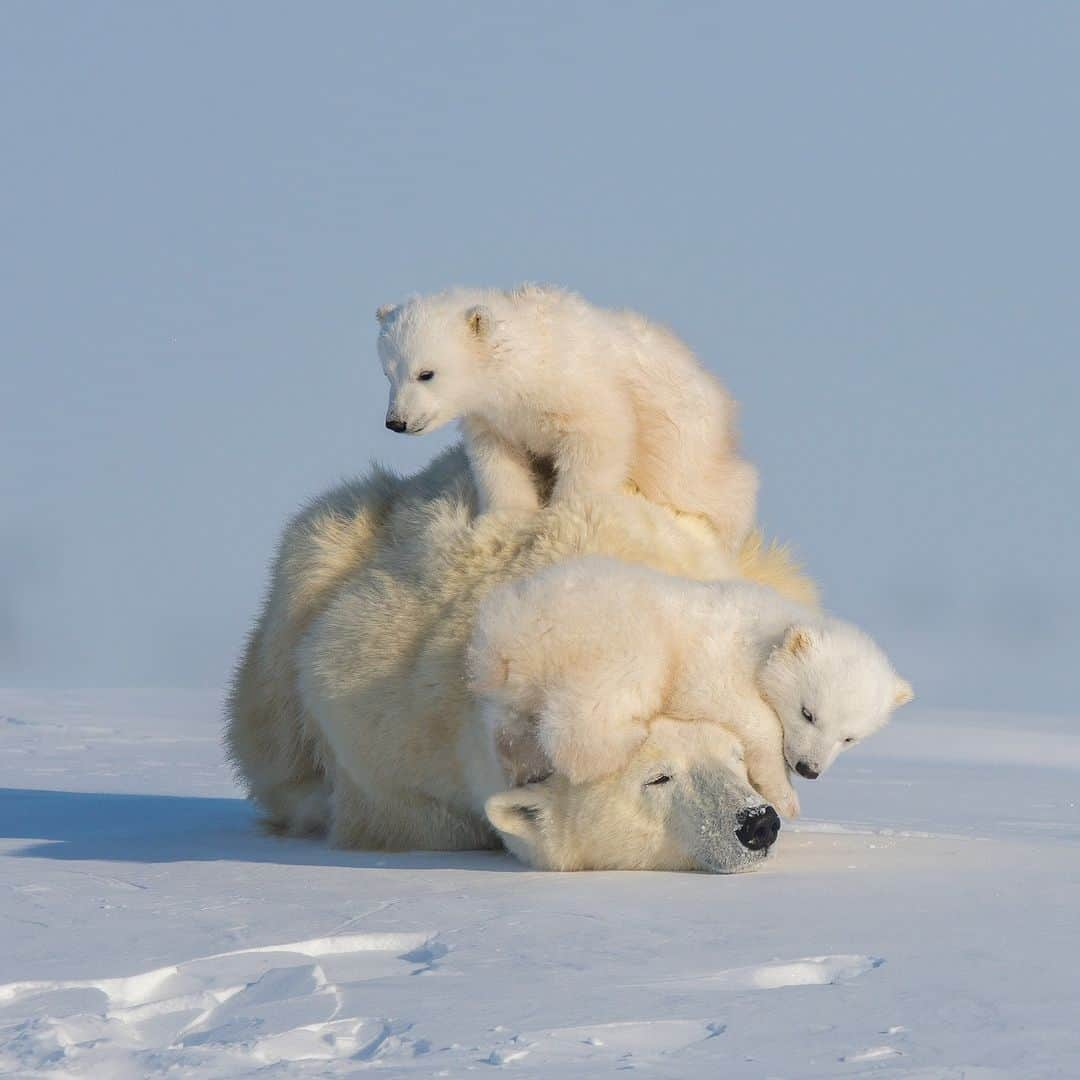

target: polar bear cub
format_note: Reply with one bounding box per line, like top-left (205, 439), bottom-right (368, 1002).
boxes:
top-left (467, 556), bottom-right (913, 819)
top-left (375, 285), bottom-right (758, 550)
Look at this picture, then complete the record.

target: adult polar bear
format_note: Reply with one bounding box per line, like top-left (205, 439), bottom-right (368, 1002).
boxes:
top-left (227, 447), bottom-right (815, 871)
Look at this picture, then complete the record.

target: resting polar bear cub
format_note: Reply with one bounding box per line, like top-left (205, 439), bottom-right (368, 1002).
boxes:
top-left (470, 556), bottom-right (913, 819)
top-left (226, 447), bottom-right (814, 870)
top-left (376, 285), bottom-right (758, 551)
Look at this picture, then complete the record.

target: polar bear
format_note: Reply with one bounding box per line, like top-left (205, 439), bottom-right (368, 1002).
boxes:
top-left (470, 556), bottom-right (913, 820)
top-left (375, 285), bottom-right (759, 551)
top-left (226, 446), bottom-right (814, 870)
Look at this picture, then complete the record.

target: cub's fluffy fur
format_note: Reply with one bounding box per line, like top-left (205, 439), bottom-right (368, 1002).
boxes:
top-left (376, 285), bottom-right (758, 550)
top-left (469, 556), bottom-right (912, 819)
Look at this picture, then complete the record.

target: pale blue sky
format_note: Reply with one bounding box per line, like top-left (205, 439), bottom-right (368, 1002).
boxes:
top-left (2, 3), bottom-right (1078, 711)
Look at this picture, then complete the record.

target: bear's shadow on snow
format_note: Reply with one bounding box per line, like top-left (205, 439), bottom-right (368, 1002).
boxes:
top-left (0, 788), bottom-right (525, 872)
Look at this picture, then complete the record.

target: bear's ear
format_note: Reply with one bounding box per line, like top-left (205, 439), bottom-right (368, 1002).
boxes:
top-left (782, 625), bottom-right (816, 657)
top-left (485, 787), bottom-right (551, 840)
top-left (466, 305), bottom-right (491, 339)
top-left (893, 677), bottom-right (914, 707)
top-left (375, 303), bottom-right (398, 324)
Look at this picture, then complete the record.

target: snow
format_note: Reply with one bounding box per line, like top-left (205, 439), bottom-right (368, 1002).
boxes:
top-left (2, 690), bottom-right (1078, 1077)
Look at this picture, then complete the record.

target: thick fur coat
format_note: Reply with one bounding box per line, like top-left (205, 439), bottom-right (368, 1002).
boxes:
top-left (226, 447), bottom-right (815, 870)
top-left (376, 285), bottom-right (759, 550)
top-left (469, 556), bottom-right (912, 820)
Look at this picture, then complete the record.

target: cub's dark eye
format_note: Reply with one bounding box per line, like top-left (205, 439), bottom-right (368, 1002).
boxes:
top-left (645, 774), bottom-right (672, 787)
top-left (417, 370), bottom-right (435, 381)
top-left (843, 737), bottom-right (855, 745)
top-left (801, 706), bottom-right (816, 724)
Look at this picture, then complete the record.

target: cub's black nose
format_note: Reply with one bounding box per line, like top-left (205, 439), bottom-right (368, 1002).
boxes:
top-left (795, 762), bottom-right (820, 779)
top-left (736, 806), bottom-right (781, 851)
top-left (385, 418), bottom-right (407, 433)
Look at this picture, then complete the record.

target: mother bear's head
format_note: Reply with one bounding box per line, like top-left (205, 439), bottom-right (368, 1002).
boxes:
top-left (484, 714), bottom-right (780, 872)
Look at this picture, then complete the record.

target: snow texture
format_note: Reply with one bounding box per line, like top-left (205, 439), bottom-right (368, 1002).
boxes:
top-left (1, 690), bottom-right (1078, 1077)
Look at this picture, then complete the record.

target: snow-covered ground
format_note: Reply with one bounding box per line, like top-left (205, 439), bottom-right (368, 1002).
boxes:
top-left (1, 690), bottom-right (1078, 1078)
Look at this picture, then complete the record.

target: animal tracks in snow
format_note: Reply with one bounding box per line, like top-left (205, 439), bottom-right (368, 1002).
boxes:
top-left (0, 931), bottom-right (441, 1076)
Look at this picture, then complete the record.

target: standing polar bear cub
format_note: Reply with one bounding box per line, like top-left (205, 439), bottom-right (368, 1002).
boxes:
top-left (469, 556), bottom-right (913, 819)
top-left (376, 285), bottom-right (758, 550)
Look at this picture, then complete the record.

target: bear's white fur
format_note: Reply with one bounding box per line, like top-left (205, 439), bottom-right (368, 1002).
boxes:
top-left (485, 718), bottom-right (781, 872)
top-left (469, 556), bottom-right (913, 820)
top-left (226, 447), bottom-right (815, 870)
top-left (376, 285), bottom-right (758, 551)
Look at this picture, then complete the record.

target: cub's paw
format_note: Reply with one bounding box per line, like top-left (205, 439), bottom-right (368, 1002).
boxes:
top-left (774, 789), bottom-right (801, 820)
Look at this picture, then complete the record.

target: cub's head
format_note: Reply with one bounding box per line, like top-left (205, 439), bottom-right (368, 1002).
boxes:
top-left (485, 717), bottom-right (780, 873)
top-left (757, 622), bottom-right (913, 781)
top-left (375, 292), bottom-right (495, 436)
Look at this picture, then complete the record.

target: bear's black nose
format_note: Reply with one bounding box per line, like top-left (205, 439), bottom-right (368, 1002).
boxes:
top-left (795, 762), bottom-right (820, 779)
top-left (385, 418), bottom-right (407, 433)
top-left (735, 806), bottom-right (781, 851)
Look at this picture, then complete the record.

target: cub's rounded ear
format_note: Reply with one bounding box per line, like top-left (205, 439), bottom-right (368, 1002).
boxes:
top-left (485, 788), bottom-right (550, 839)
top-left (375, 303), bottom-right (398, 324)
top-left (466, 305), bottom-right (491, 338)
top-left (894, 678), bottom-right (915, 707)
top-left (782, 625), bottom-right (816, 657)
